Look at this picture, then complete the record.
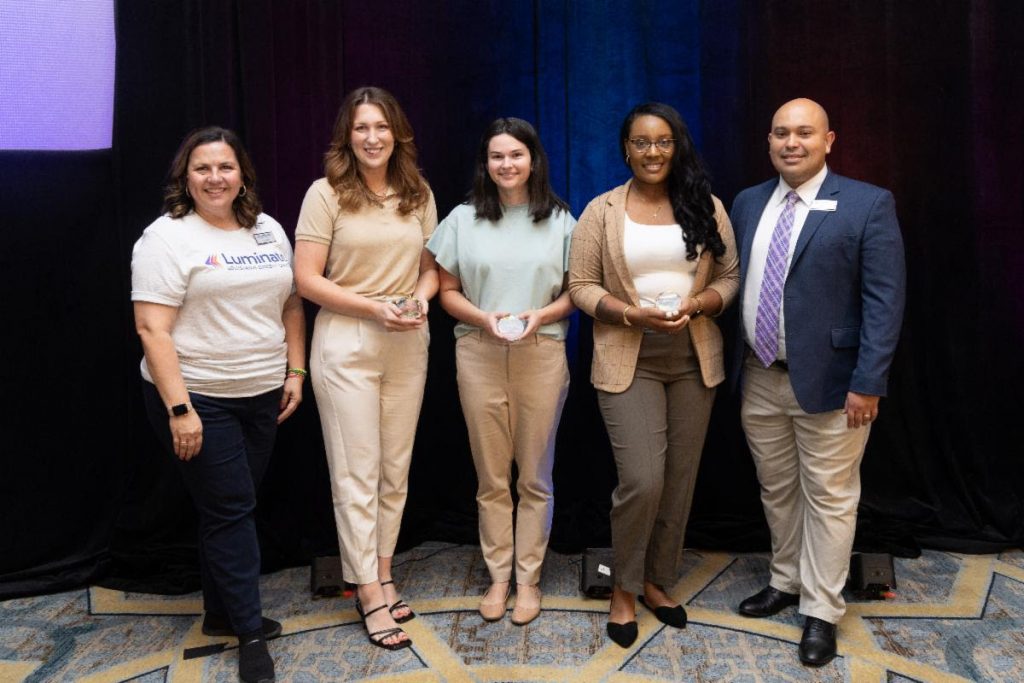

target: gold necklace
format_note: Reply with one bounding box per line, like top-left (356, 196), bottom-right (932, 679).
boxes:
top-left (631, 189), bottom-right (667, 221)
top-left (366, 184), bottom-right (394, 209)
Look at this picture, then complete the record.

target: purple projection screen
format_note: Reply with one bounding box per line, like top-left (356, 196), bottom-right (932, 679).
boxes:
top-left (0, 0), bottom-right (115, 150)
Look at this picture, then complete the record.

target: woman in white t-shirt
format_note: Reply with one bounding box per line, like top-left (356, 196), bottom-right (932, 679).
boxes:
top-left (427, 118), bottom-right (575, 626)
top-left (131, 126), bottom-right (306, 683)
top-left (568, 103), bottom-right (739, 648)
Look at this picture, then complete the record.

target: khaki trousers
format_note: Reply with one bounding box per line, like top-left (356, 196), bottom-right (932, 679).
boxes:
top-left (597, 331), bottom-right (714, 595)
top-left (310, 310), bottom-right (428, 585)
top-left (455, 332), bottom-right (569, 586)
top-left (741, 356), bottom-right (870, 623)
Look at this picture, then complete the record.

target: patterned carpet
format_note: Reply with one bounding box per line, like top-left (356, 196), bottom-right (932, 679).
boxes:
top-left (1, 545), bottom-right (1022, 682)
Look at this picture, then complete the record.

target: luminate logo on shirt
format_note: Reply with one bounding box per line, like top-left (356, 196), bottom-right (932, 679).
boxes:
top-left (209, 251), bottom-right (289, 271)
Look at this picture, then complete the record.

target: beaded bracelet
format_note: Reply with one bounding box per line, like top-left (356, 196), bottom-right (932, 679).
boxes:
top-left (286, 367), bottom-right (308, 378)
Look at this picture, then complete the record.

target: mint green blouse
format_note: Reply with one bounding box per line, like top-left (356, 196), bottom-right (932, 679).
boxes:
top-left (427, 203), bottom-right (575, 340)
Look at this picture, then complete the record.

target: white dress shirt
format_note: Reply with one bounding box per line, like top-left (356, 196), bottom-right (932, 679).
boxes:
top-left (742, 165), bottom-right (829, 361)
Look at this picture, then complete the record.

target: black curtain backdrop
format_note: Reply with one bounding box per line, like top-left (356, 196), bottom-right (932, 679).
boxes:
top-left (2, 0), bottom-right (1022, 598)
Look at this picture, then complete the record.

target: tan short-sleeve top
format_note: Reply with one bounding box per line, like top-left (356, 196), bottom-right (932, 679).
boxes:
top-left (294, 177), bottom-right (437, 299)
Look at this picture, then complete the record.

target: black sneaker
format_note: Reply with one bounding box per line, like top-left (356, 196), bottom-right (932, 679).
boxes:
top-left (202, 613), bottom-right (283, 640)
top-left (238, 633), bottom-right (275, 683)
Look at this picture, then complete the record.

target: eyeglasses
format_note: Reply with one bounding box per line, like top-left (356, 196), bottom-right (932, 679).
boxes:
top-left (628, 138), bottom-right (675, 153)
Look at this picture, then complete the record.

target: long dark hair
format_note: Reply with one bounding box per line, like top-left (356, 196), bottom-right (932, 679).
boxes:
top-left (620, 103), bottom-right (724, 260)
top-left (163, 126), bottom-right (262, 228)
top-left (470, 117), bottom-right (569, 223)
top-left (324, 86), bottom-right (429, 216)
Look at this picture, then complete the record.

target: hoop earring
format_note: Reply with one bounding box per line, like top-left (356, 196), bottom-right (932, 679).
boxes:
top-left (239, 185), bottom-right (247, 197)
top-left (625, 153), bottom-right (630, 163)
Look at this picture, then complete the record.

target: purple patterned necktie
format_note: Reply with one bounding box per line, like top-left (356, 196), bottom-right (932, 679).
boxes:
top-left (753, 190), bottom-right (800, 367)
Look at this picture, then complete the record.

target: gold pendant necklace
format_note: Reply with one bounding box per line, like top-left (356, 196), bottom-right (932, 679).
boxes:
top-left (632, 191), bottom-right (665, 221)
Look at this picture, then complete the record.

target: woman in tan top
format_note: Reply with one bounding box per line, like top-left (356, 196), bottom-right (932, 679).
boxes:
top-left (294, 87), bottom-right (438, 651)
top-left (568, 102), bottom-right (739, 648)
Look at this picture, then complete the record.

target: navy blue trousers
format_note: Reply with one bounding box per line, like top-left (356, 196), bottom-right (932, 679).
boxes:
top-left (143, 381), bottom-right (280, 635)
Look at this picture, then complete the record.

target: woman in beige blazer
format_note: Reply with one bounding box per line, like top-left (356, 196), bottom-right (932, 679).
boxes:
top-left (568, 102), bottom-right (738, 648)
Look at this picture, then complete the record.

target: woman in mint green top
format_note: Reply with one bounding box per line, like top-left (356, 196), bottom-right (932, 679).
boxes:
top-left (427, 117), bottom-right (574, 626)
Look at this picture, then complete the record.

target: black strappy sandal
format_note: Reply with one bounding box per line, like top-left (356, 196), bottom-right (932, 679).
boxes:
top-left (380, 579), bottom-right (416, 623)
top-left (355, 599), bottom-right (412, 651)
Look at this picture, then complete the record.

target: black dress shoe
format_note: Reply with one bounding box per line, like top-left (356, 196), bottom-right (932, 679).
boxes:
top-left (606, 620), bottom-right (638, 648)
top-left (738, 586), bottom-right (800, 617)
top-left (799, 617), bottom-right (837, 666)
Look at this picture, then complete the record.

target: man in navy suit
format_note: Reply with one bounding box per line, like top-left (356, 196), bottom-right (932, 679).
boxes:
top-left (730, 99), bottom-right (905, 666)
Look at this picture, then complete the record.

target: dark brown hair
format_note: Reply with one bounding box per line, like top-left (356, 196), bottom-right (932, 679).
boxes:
top-left (324, 86), bottom-right (429, 215)
top-left (470, 117), bottom-right (569, 223)
top-left (163, 126), bottom-right (262, 228)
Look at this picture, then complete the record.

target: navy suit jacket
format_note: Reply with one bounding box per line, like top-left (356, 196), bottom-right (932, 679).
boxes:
top-left (730, 170), bottom-right (906, 413)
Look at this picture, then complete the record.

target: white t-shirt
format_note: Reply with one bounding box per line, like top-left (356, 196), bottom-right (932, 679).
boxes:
top-left (131, 212), bottom-right (294, 398)
top-left (623, 214), bottom-right (697, 307)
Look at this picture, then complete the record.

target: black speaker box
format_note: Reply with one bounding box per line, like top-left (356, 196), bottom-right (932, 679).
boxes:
top-left (848, 552), bottom-right (896, 599)
top-left (580, 547), bottom-right (615, 598)
top-left (310, 555), bottom-right (348, 598)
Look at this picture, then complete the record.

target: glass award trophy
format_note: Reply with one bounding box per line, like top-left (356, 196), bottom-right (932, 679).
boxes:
top-left (391, 296), bottom-right (422, 319)
top-left (497, 315), bottom-right (526, 340)
top-left (655, 291), bottom-right (682, 315)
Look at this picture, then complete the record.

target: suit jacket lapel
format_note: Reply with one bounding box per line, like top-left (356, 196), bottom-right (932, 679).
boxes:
top-left (791, 171), bottom-right (840, 267)
top-left (740, 181), bottom-right (776, 281)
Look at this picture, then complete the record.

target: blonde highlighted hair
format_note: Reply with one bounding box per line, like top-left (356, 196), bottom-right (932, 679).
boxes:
top-left (324, 86), bottom-right (429, 215)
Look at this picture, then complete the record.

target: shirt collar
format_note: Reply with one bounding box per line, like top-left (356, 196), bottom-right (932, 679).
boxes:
top-left (773, 165), bottom-right (829, 207)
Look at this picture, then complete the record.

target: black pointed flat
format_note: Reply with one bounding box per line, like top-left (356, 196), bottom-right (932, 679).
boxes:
top-left (638, 596), bottom-right (687, 629)
top-left (606, 620), bottom-right (638, 648)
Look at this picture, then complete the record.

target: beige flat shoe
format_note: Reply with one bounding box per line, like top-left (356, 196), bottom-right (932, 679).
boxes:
top-left (511, 584), bottom-right (542, 626)
top-left (479, 583), bottom-right (511, 622)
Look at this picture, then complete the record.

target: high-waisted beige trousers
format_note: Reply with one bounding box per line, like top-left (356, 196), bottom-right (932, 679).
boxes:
top-left (455, 332), bottom-right (569, 586)
top-left (311, 310), bottom-right (428, 585)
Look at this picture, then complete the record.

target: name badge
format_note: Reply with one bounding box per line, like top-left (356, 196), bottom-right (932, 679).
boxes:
top-left (810, 199), bottom-right (837, 211)
top-left (253, 231), bottom-right (277, 245)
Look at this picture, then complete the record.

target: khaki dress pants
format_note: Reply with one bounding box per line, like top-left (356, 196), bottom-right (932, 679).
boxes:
top-left (597, 331), bottom-right (715, 595)
top-left (456, 332), bottom-right (569, 586)
top-left (741, 356), bottom-right (870, 623)
top-left (311, 310), bottom-right (428, 585)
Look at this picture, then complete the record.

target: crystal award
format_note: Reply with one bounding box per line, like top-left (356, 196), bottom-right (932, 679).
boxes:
top-left (497, 315), bottom-right (526, 340)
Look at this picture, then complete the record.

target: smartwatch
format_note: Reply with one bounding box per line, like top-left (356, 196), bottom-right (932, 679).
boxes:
top-left (169, 403), bottom-right (191, 417)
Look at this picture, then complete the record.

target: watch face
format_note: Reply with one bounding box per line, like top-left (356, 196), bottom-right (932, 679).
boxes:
top-left (171, 403), bottom-right (189, 416)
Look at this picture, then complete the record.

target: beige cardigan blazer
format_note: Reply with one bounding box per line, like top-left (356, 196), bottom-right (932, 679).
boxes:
top-left (568, 180), bottom-right (740, 393)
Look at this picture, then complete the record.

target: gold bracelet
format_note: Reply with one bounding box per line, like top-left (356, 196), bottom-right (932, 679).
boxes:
top-left (691, 295), bottom-right (704, 317)
top-left (622, 305), bottom-right (633, 327)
